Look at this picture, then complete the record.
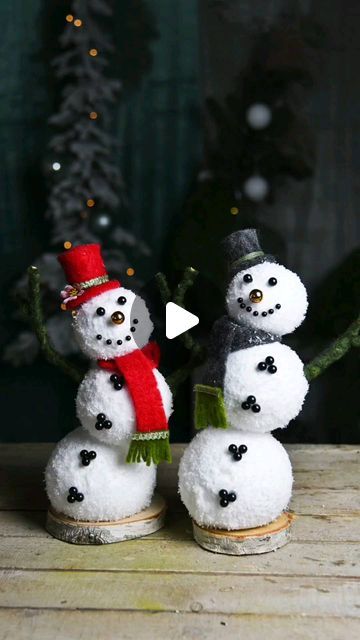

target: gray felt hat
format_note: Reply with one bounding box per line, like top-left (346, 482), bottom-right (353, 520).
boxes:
top-left (222, 229), bottom-right (277, 279)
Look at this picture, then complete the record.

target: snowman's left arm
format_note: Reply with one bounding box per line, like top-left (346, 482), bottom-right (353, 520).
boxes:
top-left (304, 313), bottom-right (360, 382)
top-left (26, 266), bottom-right (84, 384)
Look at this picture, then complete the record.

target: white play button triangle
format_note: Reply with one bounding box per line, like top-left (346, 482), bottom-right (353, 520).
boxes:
top-left (166, 302), bottom-right (199, 339)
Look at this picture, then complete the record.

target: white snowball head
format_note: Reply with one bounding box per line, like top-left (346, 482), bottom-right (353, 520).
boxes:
top-left (72, 287), bottom-right (153, 360)
top-left (246, 103), bottom-right (272, 129)
top-left (179, 428), bottom-right (293, 530)
top-left (226, 261), bottom-right (308, 336)
top-left (243, 175), bottom-right (269, 201)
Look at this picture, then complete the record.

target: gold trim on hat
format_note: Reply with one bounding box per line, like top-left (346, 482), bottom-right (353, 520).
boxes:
top-left (77, 274), bottom-right (110, 290)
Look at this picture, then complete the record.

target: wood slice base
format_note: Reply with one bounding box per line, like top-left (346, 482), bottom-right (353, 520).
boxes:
top-left (46, 493), bottom-right (166, 545)
top-left (193, 511), bottom-right (295, 556)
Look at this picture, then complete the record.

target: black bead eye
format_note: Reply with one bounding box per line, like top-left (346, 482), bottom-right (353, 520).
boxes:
top-left (268, 277), bottom-right (277, 286)
top-left (117, 296), bottom-right (126, 305)
top-left (96, 307), bottom-right (105, 316)
top-left (243, 274), bottom-right (253, 283)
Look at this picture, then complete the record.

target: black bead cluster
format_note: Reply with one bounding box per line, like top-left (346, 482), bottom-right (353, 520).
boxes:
top-left (95, 413), bottom-right (112, 430)
top-left (67, 486), bottom-right (84, 503)
top-left (242, 395), bottom-right (261, 412)
top-left (258, 355), bottom-right (277, 374)
top-left (228, 443), bottom-right (248, 461)
top-left (80, 449), bottom-right (96, 466)
top-left (110, 373), bottom-right (124, 391)
top-left (219, 489), bottom-right (237, 507)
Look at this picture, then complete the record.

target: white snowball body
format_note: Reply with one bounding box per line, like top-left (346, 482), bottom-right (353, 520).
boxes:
top-left (246, 103), bottom-right (272, 129)
top-left (223, 342), bottom-right (308, 432)
top-left (45, 427), bottom-right (156, 521)
top-left (178, 428), bottom-right (293, 530)
top-left (226, 261), bottom-right (308, 336)
top-left (243, 175), bottom-right (269, 202)
top-left (76, 367), bottom-right (173, 444)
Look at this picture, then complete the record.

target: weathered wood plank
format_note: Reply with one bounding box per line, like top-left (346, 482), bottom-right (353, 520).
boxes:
top-left (1, 443), bottom-right (358, 472)
top-left (0, 609), bottom-right (358, 640)
top-left (0, 510), bottom-right (359, 543)
top-left (291, 489), bottom-right (360, 514)
top-left (1, 446), bottom-right (359, 511)
top-left (0, 536), bottom-right (358, 577)
top-left (1, 443), bottom-right (358, 508)
top-left (0, 484), bottom-right (357, 514)
top-left (292, 514), bottom-right (360, 543)
top-left (0, 570), bottom-right (358, 617)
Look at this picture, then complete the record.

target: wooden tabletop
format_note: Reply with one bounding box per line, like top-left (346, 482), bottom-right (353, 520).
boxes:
top-left (0, 443), bottom-right (359, 639)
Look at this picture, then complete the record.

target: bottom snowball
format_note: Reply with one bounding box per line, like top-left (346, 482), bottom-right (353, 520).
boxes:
top-left (178, 428), bottom-right (292, 530)
top-left (45, 427), bottom-right (156, 521)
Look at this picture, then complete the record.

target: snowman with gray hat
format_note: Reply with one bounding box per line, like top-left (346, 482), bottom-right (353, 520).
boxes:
top-left (179, 229), bottom-right (309, 544)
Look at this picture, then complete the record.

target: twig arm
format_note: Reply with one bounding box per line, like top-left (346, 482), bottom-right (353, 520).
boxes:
top-left (155, 268), bottom-right (206, 393)
top-left (155, 272), bottom-right (172, 305)
top-left (173, 266), bottom-right (198, 307)
top-left (27, 266), bottom-right (84, 384)
top-left (304, 313), bottom-right (360, 382)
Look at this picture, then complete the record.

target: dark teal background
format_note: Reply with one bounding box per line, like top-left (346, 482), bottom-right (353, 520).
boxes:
top-left (0, 1), bottom-right (359, 443)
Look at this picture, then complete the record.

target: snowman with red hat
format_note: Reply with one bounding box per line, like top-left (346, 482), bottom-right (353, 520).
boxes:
top-left (45, 244), bottom-right (172, 525)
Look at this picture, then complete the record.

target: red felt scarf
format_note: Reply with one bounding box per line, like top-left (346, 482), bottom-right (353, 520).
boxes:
top-left (98, 342), bottom-right (168, 434)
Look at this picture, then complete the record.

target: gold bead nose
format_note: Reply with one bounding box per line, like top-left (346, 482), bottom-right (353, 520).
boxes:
top-left (111, 310), bottom-right (125, 325)
top-left (249, 289), bottom-right (263, 303)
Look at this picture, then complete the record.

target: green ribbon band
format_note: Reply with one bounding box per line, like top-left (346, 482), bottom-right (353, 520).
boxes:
top-left (231, 251), bottom-right (264, 270)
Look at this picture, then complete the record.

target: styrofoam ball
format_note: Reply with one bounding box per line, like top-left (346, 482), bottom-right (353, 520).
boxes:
top-left (223, 342), bottom-right (309, 432)
top-left (243, 175), bottom-right (269, 202)
top-left (45, 427), bottom-right (156, 521)
top-left (246, 103), bottom-right (272, 129)
top-left (226, 261), bottom-right (308, 336)
top-left (72, 287), bottom-right (153, 360)
top-left (179, 428), bottom-right (293, 529)
top-left (76, 368), bottom-right (173, 444)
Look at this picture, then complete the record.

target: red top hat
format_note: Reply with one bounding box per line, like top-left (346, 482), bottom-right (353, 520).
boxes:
top-left (58, 244), bottom-right (121, 310)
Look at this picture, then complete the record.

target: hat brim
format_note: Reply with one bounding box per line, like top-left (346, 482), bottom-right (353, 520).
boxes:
top-left (62, 280), bottom-right (121, 310)
top-left (230, 254), bottom-right (277, 279)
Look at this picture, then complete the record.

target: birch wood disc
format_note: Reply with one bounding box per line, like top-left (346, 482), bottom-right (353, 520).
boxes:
top-left (193, 511), bottom-right (295, 556)
top-left (46, 493), bottom-right (166, 545)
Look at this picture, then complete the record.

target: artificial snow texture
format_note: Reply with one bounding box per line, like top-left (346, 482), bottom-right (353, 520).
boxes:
top-left (178, 428), bottom-right (293, 529)
top-left (77, 366), bottom-right (173, 444)
top-left (223, 342), bottom-right (309, 432)
top-left (226, 261), bottom-right (308, 336)
top-left (72, 287), bottom-right (154, 360)
top-left (45, 286), bottom-right (172, 521)
top-left (45, 427), bottom-right (156, 521)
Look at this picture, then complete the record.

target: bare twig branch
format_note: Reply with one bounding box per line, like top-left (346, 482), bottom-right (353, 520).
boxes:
top-left (304, 313), bottom-right (360, 382)
top-left (27, 266), bottom-right (84, 384)
top-left (155, 268), bottom-right (206, 394)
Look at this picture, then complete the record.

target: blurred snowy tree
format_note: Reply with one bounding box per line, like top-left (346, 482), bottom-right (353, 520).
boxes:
top-left (5, 0), bottom-right (150, 365)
